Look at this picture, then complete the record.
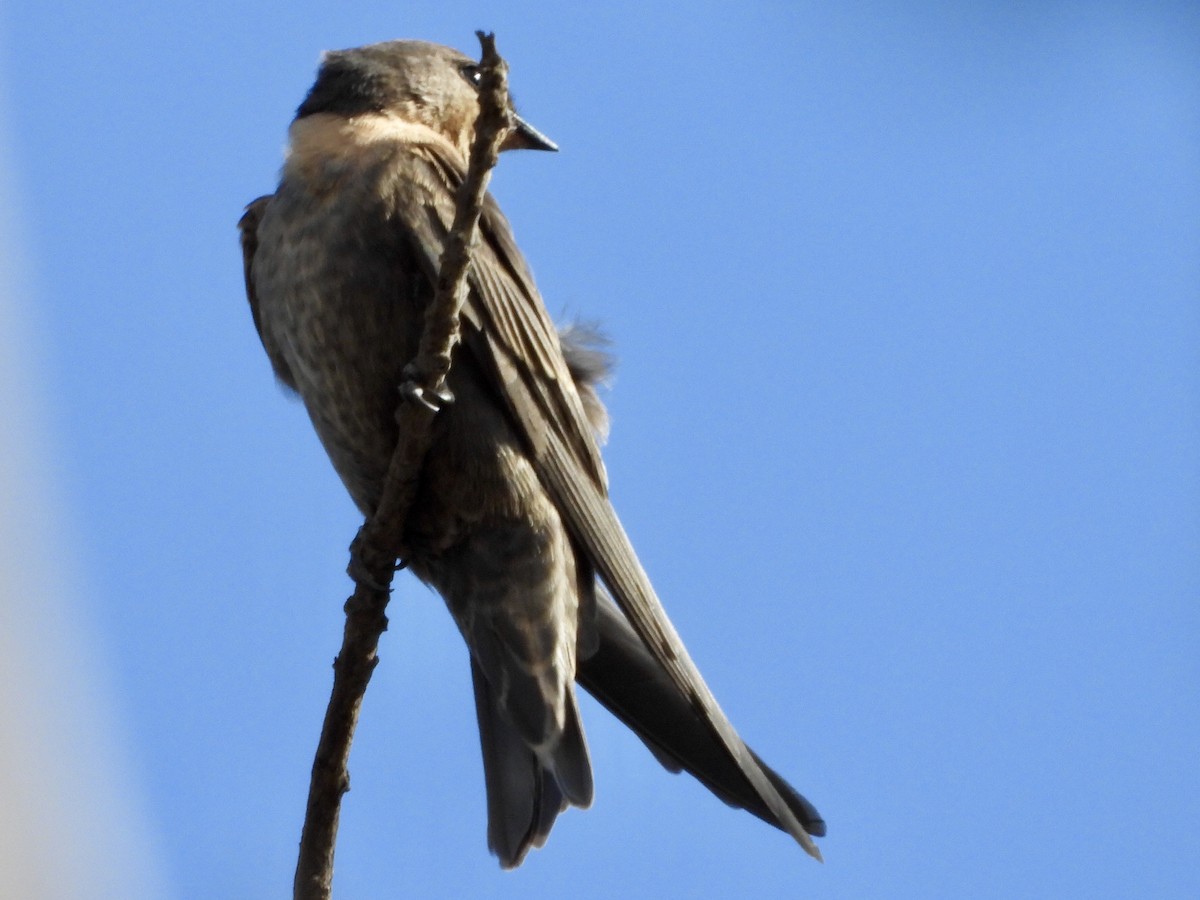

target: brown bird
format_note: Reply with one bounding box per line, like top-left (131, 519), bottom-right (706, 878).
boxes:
top-left (239, 39), bottom-right (825, 868)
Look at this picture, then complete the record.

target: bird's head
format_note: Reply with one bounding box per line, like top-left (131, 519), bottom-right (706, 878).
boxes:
top-left (294, 40), bottom-right (556, 161)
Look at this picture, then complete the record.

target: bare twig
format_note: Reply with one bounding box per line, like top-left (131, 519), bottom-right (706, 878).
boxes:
top-left (292, 31), bottom-right (514, 900)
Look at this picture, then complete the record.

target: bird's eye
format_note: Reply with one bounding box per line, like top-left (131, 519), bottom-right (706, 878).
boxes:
top-left (460, 65), bottom-right (482, 88)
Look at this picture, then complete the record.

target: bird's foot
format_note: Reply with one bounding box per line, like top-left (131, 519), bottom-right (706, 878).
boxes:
top-left (346, 527), bottom-right (397, 593)
top-left (399, 366), bottom-right (455, 413)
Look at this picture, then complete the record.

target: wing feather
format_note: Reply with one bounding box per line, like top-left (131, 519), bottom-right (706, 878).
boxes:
top-left (239, 195), bottom-right (299, 392)
top-left (389, 142), bottom-right (820, 858)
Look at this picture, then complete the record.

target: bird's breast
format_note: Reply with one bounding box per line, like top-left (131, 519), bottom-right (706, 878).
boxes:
top-left (253, 164), bottom-right (426, 512)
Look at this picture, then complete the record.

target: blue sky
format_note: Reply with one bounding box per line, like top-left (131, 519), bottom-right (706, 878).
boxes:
top-left (1, 2), bottom-right (1197, 897)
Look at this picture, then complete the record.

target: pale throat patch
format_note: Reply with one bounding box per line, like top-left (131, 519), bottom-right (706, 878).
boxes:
top-left (284, 111), bottom-right (459, 177)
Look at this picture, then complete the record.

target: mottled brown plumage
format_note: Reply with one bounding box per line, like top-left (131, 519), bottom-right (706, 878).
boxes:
top-left (240, 39), bottom-right (824, 867)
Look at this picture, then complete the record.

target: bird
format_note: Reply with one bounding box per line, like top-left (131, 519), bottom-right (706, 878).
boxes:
top-left (239, 38), bottom-right (825, 868)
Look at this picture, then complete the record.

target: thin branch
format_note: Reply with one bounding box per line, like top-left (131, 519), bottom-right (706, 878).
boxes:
top-left (292, 31), bottom-right (514, 900)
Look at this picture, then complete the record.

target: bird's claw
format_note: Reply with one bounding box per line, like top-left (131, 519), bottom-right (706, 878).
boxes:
top-left (399, 372), bottom-right (455, 413)
top-left (346, 536), bottom-right (395, 593)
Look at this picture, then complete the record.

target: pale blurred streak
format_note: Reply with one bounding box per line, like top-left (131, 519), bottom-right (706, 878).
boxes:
top-left (0, 76), bottom-right (173, 899)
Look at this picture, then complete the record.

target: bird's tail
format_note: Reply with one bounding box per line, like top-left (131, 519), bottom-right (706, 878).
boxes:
top-left (470, 658), bottom-right (593, 868)
top-left (576, 594), bottom-right (826, 839)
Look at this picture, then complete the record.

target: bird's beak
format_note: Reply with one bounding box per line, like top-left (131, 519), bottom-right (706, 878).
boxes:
top-left (503, 114), bottom-right (559, 152)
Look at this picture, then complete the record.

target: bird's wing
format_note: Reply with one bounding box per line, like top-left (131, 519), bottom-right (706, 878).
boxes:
top-left (397, 142), bottom-right (821, 859)
top-left (239, 194), bottom-right (298, 392)
top-left (410, 146), bottom-right (608, 491)
top-left (579, 591), bottom-right (826, 838)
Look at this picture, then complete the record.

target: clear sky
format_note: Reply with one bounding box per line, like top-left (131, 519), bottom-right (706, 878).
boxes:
top-left (1, 2), bottom-right (1197, 898)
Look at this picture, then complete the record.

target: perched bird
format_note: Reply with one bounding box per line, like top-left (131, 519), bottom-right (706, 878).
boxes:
top-left (240, 39), bottom-right (825, 868)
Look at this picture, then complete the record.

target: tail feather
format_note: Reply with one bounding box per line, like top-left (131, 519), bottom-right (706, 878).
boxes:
top-left (548, 690), bottom-right (594, 808)
top-left (576, 594), bottom-right (826, 838)
top-left (471, 659), bottom-right (566, 868)
top-left (470, 658), bottom-right (594, 868)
